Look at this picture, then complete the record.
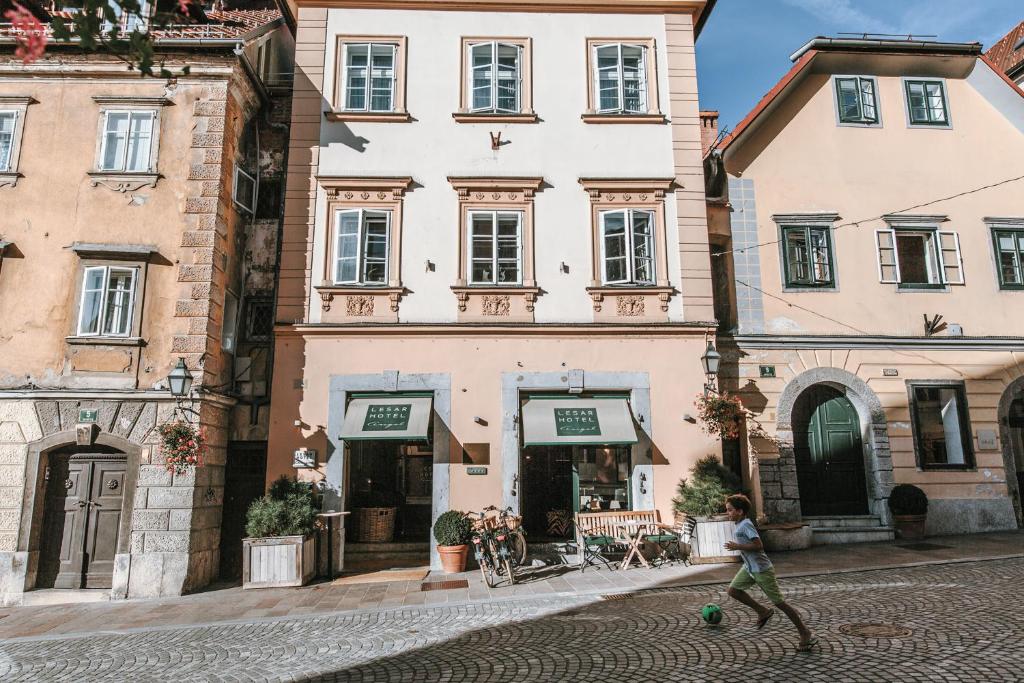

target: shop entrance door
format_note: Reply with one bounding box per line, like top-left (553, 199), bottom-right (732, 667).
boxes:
top-left (349, 441), bottom-right (433, 541)
top-left (521, 445), bottom-right (631, 539)
top-left (39, 451), bottom-right (126, 589)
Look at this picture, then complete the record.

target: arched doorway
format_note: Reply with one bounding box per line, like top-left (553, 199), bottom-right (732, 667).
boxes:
top-left (37, 445), bottom-right (127, 589)
top-left (793, 385), bottom-right (869, 516)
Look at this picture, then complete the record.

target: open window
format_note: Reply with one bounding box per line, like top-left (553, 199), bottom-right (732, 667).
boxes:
top-left (876, 226), bottom-right (962, 288)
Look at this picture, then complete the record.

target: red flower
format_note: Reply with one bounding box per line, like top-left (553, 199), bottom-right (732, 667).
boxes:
top-left (5, 6), bottom-right (47, 64)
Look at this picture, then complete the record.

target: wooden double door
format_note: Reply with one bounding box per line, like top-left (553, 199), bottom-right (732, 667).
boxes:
top-left (39, 452), bottom-right (126, 589)
top-left (794, 385), bottom-right (869, 516)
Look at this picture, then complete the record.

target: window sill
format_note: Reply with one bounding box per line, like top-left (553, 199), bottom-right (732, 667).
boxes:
top-left (315, 284), bottom-right (406, 314)
top-left (450, 285), bottom-right (540, 316)
top-left (325, 111), bottom-right (412, 123)
top-left (896, 283), bottom-right (948, 291)
top-left (581, 113), bottom-right (666, 124)
top-left (586, 285), bottom-right (674, 314)
top-left (66, 336), bottom-right (146, 347)
top-left (452, 112), bottom-right (539, 124)
top-left (88, 171), bottom-right (159, 193)
top-left (0, 171), bottom-right (19, 188)
top-left (451, 285), bottom-right (540, 294)
top-left (782, 284), bottom-right (837, 292)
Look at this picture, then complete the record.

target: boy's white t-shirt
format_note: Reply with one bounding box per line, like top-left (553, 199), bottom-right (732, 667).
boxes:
top-left (734, 518), bottom-right (773, 573)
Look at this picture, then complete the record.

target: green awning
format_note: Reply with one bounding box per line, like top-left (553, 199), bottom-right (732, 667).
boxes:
top-left (521, 397), bottom-right (639, 446)
top-left (341, 396), bottom-right (432, 441)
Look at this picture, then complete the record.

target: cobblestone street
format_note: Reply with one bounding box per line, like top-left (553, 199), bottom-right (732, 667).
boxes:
top-left (1, 557), bottom-right (1022, 682)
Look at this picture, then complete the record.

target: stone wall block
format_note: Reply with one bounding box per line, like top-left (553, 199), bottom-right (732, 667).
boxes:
top-left (133, 486), bottom-right (148, 509)
top-left (94, 401), bottom-right (119, 433)
top-left (175, 299), bottom-right (211, 318)
top-left (128, 403), bottom-right (157, 445)
top-left (111, 402), bottom-right (144, 438)
top-left (138, 465), bottom-right (173, 488)
top-left (130, 532), bottom-right (145, 554)
top-left (0, 487), bottom-right (22, 507)
top-left (178, 265), bottom-right (214, 283)
top-left (188, 317), bottom-right (213, 335)
top-left (0, 444), bottom-right (27, 465)
top-left (0, 423), bottom-right (25, 443)
top-left (144, 531), bottom-right (190, 553)
top-left (196, 215), bottom-right (220, 232)
top-left (191, 133), bottom-right (224, 148)
top-left (193, 100), bottom-right (226, 116)
top-left (57, 400), bottom-right (80, 430)
top-left (0, 466), bottom-right (24, 488)
top-left (169, 509), bottom-right (193, 530)
top-left (35, 401), bottom-right (60, 437)
top-left (205, 116), bottom-right (225, 133)
top-left (0, 509), bottom-right (20, 532)
top-left (146, 487), bottom-right (194, 509)
top-left (203, 148), bottom-right (224, 164)
top-left (192, 247), bottom-right (216, 265)
top-left (191, 282), bottom-right (212, 299)
top-left (172, 468), bottom-right (197, 487)
top-left (132, 510), bottom-right (170, 531)
top-left (184, 197), bottom-right (218, 214)
top-left (0, 402), bottom-right (42, 442)
top-left (0, 534), bottom-right (16, 552)
top-left (182, 230), bottom-right (216, 247)
top-left (172, 335), bottom-right (207, 354)
top-left (760, 482), bottom-right (782, 500)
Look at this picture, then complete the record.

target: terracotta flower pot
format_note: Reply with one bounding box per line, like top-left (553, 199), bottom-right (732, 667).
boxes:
top-left (437, 544), bottom-right (469, 574)
top-left (893, 513), bottom-right (927, 540)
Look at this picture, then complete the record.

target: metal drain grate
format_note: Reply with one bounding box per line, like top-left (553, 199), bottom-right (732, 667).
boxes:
top-left (600, 592), bottom-right (638, 601)
top-left (898, 542), bottom-right (952, 552)
top-left (839, 623), bottom-right (913, 639)
top-left (420, 580), bottom-right (469, 592)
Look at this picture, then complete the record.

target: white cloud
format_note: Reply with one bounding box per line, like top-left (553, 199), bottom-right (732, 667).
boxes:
top-left (781, 0), bottom-right (899, 35)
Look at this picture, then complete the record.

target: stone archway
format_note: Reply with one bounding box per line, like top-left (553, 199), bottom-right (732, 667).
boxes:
top-left (997, 376), bottom-right (1024, 528)
top-left (18, 431), bottom-right (141, 594)
top-left (764, 367), bottom-right (893, 524)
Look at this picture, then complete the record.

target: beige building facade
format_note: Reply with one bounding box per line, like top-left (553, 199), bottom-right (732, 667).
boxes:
top-left (708, 38), bottom-right (1024, 542)
top-left (269, 0), bottom-right (721, 569)
top-left (0, 6), bottom-right (293, 604)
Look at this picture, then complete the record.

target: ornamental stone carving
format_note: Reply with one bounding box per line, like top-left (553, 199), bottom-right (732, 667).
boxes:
top-left (481, 295), bottom-right (511, 316)
top-left (616, 295), bottom-right (645, 317)
top-left (346, 295), bottom-right (375, 316)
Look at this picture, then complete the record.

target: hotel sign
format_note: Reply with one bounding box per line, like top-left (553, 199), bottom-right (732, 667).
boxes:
top-left (363, 404), bottom-right (412, 431)
top-left (554, 408), bottom-right (601, 437)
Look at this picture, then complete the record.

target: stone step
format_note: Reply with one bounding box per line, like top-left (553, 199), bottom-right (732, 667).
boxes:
top-left (346, 542), bottom-right (429, 554)
top-left (803, 515), bottom-right (883, 528)
top-left (810, 526), bottom-right (895, 545)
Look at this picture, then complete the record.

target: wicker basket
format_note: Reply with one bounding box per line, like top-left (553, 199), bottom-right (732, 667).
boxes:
top-left (353, 507), bottom-right (397, 542)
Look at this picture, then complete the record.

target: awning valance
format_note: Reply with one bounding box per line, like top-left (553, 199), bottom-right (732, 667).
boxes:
top-left (521, 397), bottom-right (638, 447)
top-left (341, 396), bottom-right (432, 441)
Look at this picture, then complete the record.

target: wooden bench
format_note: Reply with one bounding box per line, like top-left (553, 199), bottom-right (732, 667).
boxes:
top-left (574, 510), bottom-right (686, 571)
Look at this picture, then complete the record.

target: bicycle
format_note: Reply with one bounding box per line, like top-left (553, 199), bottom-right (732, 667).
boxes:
top-left (494, 506), bottom-right (527, 569)
top-left (468, 508), bottom-right (514, 588)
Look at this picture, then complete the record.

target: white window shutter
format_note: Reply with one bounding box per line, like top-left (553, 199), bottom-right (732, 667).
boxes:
top-left (875, 229), bottom-right (899, 283)
top-left (938, 231), bottom-right (964, 285)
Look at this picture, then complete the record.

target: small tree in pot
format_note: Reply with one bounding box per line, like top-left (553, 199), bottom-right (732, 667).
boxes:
top-left (673, 455), bottom-right (744, 563)
top-left (888, 484), bottom-right (928, 540)
top-left (433, 510), bottom-right (473, 574)
top-left (243, 477), bottom-right (319, 589)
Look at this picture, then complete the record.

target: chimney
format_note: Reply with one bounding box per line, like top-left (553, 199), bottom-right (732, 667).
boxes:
top-left (699, 110), bottom-right (719, 156)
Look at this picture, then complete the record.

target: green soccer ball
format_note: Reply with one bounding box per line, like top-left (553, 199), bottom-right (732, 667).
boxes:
top-left (701, 603), bottom-right (723, 625)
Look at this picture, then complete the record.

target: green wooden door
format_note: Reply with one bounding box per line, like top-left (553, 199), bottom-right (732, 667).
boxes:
top-left (794, 385), bottom-right (868, 516)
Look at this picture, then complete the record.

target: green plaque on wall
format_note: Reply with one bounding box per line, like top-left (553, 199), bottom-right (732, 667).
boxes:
top-left (363, 404), bottom-right (412, 431)
top-left (554, 408), bottom-right (601, 437)
top-left (78, 409), bottom-right (98, 423)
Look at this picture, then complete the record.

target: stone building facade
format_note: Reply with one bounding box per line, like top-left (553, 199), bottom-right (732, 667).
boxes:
top-left (0, 5), bottom-right (293, 604)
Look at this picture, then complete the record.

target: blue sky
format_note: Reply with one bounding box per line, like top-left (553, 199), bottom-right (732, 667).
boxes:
top-left (695, 0), bottom-right (1023, 132)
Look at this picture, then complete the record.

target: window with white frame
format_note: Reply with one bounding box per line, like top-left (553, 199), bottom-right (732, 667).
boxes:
top-left (904, 79), bottom-right (949, 126)
top-left (468, 42), bottom-right (522, 113)
top-left (233, 167), bottom-right (256, 214)
top-left (835, 76), bottom-right (878, 124)
top-left (0, 111), bottom-right (18, 171)
top-left (98, 110), bottom-right (156, 172)
top-left (875, 227), bottom-right (963, 288)
top-left (593, 43), bottom-right (647, 114)
top-left (343, 43), bottom-right (397, 112)
top-left (333, 209), bottom-right (391, 285)
top-left (600, 209), bottom-right (656, 285)
top-left (77, 266), bottom-right (139, 337)
top-left (468, 211), bottom-right (522, 285)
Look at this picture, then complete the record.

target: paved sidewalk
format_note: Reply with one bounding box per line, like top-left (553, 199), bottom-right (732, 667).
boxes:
top-left (0, 530), bottom-right (1021, 641)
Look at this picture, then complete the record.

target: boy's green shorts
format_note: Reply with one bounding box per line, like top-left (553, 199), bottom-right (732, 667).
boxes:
top-left (729, 566), bottom-right (784, 605)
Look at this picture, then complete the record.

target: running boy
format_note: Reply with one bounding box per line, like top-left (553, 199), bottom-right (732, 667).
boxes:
top-left (723, 493), bottom-right (818, 651)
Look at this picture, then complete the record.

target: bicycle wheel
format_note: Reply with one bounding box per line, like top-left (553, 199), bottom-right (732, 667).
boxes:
top-left (502, 556), bottom-right (516, 586)
top-left (479, 554), bottom-right (498, 588)
top-left (508, 531), bottom-right (527, 567)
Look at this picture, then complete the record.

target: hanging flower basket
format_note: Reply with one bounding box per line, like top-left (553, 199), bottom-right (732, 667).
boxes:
top-left (158, 421), bottom-right (206, 474)
top-left (694, 392), bottom-right (745, 439)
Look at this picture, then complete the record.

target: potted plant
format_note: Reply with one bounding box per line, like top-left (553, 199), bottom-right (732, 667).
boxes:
top-left (242, 476), bottom-right (319, 589)
top-left (694, 392), bottom-right (745, 439)
top-left (433, 510), bottom-right (473, 574)
top-left (673, 455), bottom-right (743, 564)
top-left (157, 421), bottom-right (206, 474)
top-left (888, 484), bottom-right (928, 540)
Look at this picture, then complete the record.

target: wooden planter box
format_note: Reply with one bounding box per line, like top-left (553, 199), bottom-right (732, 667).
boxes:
top-left (242, 535), bottom-right (316, 589)
top-left (690, 518), bottom-right (742, 564)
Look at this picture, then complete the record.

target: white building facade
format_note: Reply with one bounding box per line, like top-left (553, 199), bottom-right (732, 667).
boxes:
top-left (270, 0), bottom-right (719, 569)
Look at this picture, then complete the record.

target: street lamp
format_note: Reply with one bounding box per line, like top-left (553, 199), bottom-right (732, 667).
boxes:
top-left (167, 357), bottom-right (194, 398)
top-left (700, 341), bottom-right (721, 395)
